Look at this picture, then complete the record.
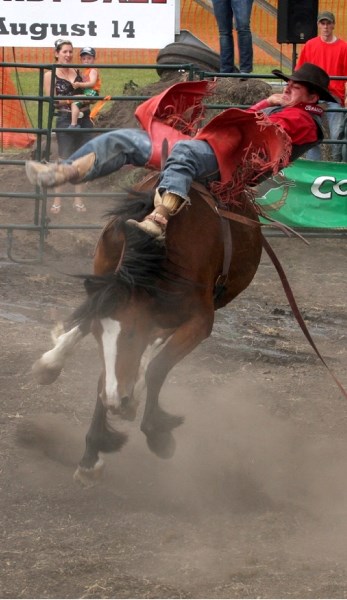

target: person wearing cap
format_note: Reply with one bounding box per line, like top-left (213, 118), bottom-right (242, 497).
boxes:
top-left (70, 47), bottom-right (101, 129)
top-left (43, 39), bottom-right (95, 214)
top-left (296, 11), bottom-right (347, 161)
top-left (26, 63), bottom-right (331, 239)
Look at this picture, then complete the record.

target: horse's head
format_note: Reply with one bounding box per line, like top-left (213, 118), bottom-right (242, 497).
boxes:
top-left (88, 213), bottom-right (167, 418)
top-left (93, 295), bottom-right (154, 419)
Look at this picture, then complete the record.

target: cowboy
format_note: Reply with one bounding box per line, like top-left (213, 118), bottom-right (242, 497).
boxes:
top-left (26, 63), bottom-right (334, 239)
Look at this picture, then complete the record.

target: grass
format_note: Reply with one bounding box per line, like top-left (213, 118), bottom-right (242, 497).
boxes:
top-left (12, 63), bottom-right (276, 129)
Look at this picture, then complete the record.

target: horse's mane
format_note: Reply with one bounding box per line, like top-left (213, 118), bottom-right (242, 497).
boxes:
top-left (68, 189), bottom-right (192, 328)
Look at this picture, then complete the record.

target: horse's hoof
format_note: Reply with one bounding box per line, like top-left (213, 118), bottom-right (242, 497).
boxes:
top-left (120, 408), bottom-right (137, 421)
top-left (119, 402), bottom-right (139, 422)
top-left (73, 458), bottom-right (105, 487)
top-left (146, 432), bottom-right (176, 459)
top-left (32, 359), bottom-right (62, 385)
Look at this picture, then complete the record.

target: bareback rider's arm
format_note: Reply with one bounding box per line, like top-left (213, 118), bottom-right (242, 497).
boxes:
top-left (249, 94), bottom-right (284, 112)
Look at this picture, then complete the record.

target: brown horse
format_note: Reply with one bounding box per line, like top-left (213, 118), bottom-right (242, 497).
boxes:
top-left (32, 175), bottom-right (262, 484)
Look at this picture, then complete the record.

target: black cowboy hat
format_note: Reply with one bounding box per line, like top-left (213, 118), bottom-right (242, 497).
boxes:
top-left (272, 62), bottom-right (337, 103)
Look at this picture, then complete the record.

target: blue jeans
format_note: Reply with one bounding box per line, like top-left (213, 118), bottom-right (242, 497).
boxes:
top-left (212, 0), bottom-right (254, 73)
top-left (68, 129), bottom-right (219, 200)
top-left (306, 102), bottom-right (344, 162)
top-left (56, 110), bottom-right (94, 159)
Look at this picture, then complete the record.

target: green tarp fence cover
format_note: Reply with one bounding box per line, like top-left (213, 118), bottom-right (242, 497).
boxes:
top-left (255, 159), bottom-right (347, 229)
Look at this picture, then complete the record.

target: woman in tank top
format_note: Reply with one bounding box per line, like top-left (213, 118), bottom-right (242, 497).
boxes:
top-left (43, 39), bottom-right (94, 213)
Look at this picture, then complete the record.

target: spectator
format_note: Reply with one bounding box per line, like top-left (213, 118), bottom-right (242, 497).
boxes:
top-left (212, 0), bottom-right (254, 74)
top-left (45, 39), bottom-right (94, 213)
top-left (296, 11), bottom-right (347, 161)
top-left (70, 47), bottom-right (101, 129)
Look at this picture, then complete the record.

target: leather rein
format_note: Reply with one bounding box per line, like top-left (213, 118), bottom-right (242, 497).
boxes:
top-left (193, 181), bottom-right (347, 400)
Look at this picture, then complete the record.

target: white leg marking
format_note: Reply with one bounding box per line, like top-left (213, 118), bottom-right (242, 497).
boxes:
top-left (133, 336), bottom-right (168, 401)
top-left (41, 325), bottom-right (83, 370)
top-left (101, 318), bottom-right (121, 409)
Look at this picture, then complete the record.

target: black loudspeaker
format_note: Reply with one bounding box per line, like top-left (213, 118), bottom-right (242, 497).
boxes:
top-left (277, 0), bottom-right (318, 44)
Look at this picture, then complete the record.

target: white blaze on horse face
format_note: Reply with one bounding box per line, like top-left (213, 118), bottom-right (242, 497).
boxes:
top-left (100, 317), bottom-right (121, 409)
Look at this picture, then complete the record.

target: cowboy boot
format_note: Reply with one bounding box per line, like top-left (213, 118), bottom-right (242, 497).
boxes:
top-left (25, 152), bottom-right (96, 187)
top-left (127, 190), bottom-right (184, 239)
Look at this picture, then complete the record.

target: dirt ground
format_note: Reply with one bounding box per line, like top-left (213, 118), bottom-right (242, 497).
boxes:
top-left (1, 79), bottom-right (347, 599)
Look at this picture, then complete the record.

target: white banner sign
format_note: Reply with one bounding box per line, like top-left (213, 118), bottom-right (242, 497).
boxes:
top-left (0, 0), bottom-right (176, 48)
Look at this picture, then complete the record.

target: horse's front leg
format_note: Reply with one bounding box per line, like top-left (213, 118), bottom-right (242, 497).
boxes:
top-left (141, 310), bottom-right (214, 459)
top-left (32, 321), bottom-right (88, 385)
top-left (96, 315), bottom-right (156, 421)
top-left (74, 375), bottom-right (128, 486)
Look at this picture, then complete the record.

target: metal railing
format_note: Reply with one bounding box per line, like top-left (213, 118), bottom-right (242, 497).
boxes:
top-left (1, 63), bottom-right (199, 263)
top-left (0, 63), bottom-right (346, 263)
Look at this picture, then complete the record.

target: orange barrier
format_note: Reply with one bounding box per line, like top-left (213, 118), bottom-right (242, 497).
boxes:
top-left (90, 96), bottom-right (112, 121)
top-left (0, 67), bottom-right (35, 149)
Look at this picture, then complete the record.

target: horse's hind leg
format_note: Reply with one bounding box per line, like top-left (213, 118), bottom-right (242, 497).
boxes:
top-left (74, 375), bottom-right (128, 486)
top-left (141, 311), bottom-right (214, 459)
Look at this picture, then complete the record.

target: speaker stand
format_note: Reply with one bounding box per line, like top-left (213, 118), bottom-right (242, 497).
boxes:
top-left (292, 44), bottom-right (298, 70)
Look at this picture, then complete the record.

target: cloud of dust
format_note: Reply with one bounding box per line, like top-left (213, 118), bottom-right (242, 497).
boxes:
top-left (151, 379), bottom-right (347, 516)
top-left (17, 378), bottom-right (347, 589)
top-left (119, 376), bottom-right (347, 572)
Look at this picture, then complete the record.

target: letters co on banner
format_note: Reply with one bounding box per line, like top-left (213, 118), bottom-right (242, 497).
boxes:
top-left (0, 0), bottom-right (176, 48)
top-left (256, 159), bottom-right (347, 230)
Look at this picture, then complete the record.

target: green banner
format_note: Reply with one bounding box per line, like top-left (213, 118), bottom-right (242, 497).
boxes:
top-left (255, 159), bottom-right (347, 229)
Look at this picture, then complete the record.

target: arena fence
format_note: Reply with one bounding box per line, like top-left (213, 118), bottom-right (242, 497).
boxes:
top-left (0, 62), bottom-right (201, 264)
top-left (0, 62), bottom-right (346, 264)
